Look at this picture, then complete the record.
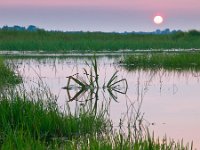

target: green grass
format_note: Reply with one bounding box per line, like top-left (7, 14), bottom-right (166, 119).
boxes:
top-left (0, 96), bottom-right (106, 139)
top-left (0, 95), bottom-right (108, 149)
top-left (122, 52), bottom-right (200, 70)
top-left (0, 30), bottom-right (200, 51)
top-left (1, 131), bottom-right (193, 150)
top-left (0, 94), bottom-right (193, 149)
top-left (0, 57), bottom-right (21, 87)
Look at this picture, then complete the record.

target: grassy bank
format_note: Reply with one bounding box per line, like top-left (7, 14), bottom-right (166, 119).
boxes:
top-left (0, 57), bottom-right (21, 87)
top-left (122, 52), bottom-right (200, 70)
top-left (0, 30), bottom-right (200, 51)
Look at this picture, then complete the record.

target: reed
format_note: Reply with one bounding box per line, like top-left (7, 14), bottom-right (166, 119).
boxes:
top-left (64, 56), bottom-right (128, 102)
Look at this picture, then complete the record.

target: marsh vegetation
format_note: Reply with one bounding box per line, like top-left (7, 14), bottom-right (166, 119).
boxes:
top-left (122, 52), bottom-right (200, 70)
top-left (0, 92), bottom-right (193, 149)
top-left (0, 55), bottom-right (196, 149)
top-left (0, 30), bottom-right (200, 51)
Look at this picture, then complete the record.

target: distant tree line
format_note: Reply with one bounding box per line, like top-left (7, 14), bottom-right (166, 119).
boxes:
top-left (0, 25), bottom-right (39, 32)
top-left (0, 25), bottom-right (200, 35)
top-left (122, 28), bottom-right (181, 35)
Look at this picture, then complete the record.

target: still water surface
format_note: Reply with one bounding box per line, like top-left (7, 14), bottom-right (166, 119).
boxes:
top-left (9, 55), bottom-right (200, 149)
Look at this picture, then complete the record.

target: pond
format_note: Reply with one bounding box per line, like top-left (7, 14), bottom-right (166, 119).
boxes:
top-left (6, 53), bottom-right (200, 149)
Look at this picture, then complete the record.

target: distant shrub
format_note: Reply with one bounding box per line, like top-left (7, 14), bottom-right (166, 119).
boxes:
top-left (188, 30), bottom-right (200, 36)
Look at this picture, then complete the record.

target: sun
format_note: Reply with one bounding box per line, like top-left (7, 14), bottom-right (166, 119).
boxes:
top-left (154, 15), bottom-right (163, 24)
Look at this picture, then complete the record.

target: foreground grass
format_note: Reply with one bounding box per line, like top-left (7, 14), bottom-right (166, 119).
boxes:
top-left (0, 95), bottom-right (193, 149)
top-left (0, 30), bottom-right (200, 51)
top-left (122, 52), bottom-right (200, 70)
top-left (0, 96), bottom-right (108, 149)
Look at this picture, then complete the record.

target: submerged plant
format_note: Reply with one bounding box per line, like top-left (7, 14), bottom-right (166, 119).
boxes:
top-left (63, 56), bottom-right (128, 102)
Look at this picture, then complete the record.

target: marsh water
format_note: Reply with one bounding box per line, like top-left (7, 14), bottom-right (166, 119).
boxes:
top-left (6, 53), bottom-right (200, 149)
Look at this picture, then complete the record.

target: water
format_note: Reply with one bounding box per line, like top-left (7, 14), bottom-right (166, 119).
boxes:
top-left (7, 55), bottom-right (200, 149)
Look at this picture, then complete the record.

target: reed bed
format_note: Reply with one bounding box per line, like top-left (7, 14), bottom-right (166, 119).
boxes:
top-left (0, 30), bottom-right (200, 51)
top-left (122, 52), bottom-right (200, 70)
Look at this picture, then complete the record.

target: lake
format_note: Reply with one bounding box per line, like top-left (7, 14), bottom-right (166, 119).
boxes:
top-left (6, 53), bottom-right (200, 149)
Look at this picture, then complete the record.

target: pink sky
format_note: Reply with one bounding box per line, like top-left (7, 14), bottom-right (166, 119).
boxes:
top-left (1, 0), bottom-right (200, 10)
top-left (0, 0), bottom-right (200, 32)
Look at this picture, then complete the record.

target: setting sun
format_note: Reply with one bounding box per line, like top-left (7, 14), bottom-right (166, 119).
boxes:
top-left (154, 15), bottom-right (163, 24)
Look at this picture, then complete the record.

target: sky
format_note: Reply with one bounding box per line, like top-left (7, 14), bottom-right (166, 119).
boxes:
top-left (0, 0), bottom-right (200, 32)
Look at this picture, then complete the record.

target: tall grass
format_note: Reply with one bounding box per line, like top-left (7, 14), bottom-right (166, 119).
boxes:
top-left (0, 30), bottom-right (200, 51)
top-left (0, 94), bottom-right (108, 148)
top-left (0, 93), bottom-right (193, 149)
top-left (122, 52), bottom-right (200, 70)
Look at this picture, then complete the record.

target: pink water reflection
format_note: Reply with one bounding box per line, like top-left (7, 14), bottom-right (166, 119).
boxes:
top-left (12, 56), bottom-right (200, 149)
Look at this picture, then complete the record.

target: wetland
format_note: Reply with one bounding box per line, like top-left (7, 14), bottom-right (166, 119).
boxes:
top-left (1, 51), bottom-right (200, 149)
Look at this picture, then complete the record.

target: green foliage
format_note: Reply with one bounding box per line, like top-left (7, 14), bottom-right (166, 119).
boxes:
top-left (0, 30), bottom-right (200, 51)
